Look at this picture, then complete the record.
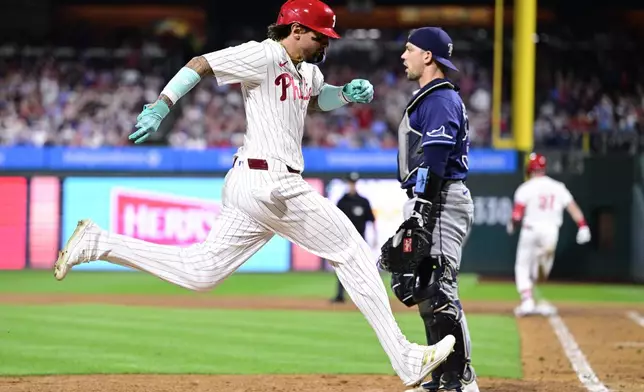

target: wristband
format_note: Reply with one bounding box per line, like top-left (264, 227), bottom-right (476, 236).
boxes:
top-left (577, 219), bottom-right (587, 228)
top-left (160, 67), bottom-right (201, 104)
top-left (317, 84), bottom-right (350, 111)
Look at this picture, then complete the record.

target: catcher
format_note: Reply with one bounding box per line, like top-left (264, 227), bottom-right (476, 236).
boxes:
top-left (378, 27), bottom-right (479, 392)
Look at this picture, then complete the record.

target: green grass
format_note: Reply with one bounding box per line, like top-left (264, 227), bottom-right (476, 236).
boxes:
top-left (0, 304), bottom-right (520, 378)
top-left (1, 270), bottom-right (643, 303)
top-left (0, 269), bottom-right (640, 378)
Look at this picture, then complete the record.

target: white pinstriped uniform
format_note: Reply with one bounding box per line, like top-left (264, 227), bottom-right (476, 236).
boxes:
top-left (63, 39), bottom-right (436, 384)
top-left (203, 39), bottom-right (323, 172)
top-left (513, 176), bottom-right (573, 293)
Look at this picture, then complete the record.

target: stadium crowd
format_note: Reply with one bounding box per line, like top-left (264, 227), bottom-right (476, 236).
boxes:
top-left (0, 27), bottom-right (642, 150)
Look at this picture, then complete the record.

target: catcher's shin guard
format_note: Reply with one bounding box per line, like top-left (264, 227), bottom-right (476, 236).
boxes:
top-left (417, 259), bottom-right (474, 390)
top-left (429, 301), bottom-right (475, 390)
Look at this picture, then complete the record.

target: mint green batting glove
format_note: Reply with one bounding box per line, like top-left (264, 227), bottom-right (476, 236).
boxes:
top-left (342, 79), bottom-right (374, 104)
top-left (129, 100), bottom-right (170, 144)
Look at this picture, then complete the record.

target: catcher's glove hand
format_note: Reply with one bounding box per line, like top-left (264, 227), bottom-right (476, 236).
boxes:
top-left (378, 217), bottom-right (433, 275)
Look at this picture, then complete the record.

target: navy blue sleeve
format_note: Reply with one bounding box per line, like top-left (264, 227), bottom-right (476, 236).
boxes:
top-left (418, 97), bottom-right (460, 177)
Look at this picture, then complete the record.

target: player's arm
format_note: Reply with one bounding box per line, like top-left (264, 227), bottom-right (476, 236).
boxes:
top-left (409, 98), bottom-right (460, 226)
top-left (129, 57), bottom-right (205, 143)
top-left (129, 41), bottom-right (267, 144)
top-left (507, 199), bottom-right (525, 235)
top-left (158, 56), bottom-right (212, 108)
top-left (566, 199), bottom-right (586, 227)
top-left (307, 95), bottom-right (325, 113)
top-left (161, 41), bottom-right (267, 108)
top-left (565, 193), bottom-right (591, 244)
top-left (307, 66), bottom-right (374, 112)
top-left (507, 186), bottom-right (527, 235)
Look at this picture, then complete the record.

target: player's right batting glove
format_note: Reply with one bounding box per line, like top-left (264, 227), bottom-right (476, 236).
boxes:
top-left (342, 79), bottom-right (374, 104)
top-left (129, 100), bottom-right (170, 144)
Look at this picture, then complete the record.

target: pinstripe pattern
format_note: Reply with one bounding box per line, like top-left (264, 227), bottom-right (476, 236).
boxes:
top-left (57, 38), bottom-right (452, 385)
top-left (226, 159), bottom-right (425, 381)
top-left (80, 162), bottom-right (428, 383)
top-left (203, 39), bottom-right (323, 172)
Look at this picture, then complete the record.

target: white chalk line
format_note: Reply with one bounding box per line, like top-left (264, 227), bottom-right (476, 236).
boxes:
top-left (543, 301), bottom-right (611, 392)
top-left (626, 311), bottom-right (644, 328)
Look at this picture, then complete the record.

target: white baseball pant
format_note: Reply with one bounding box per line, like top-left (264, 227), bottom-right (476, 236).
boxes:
top-left (515, 224), bottom-right (559, 294)
top-left (78, 158), bottom-right (427, 384)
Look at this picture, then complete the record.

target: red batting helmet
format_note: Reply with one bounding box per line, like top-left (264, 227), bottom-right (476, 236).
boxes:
top-left (526, 152), bottom-right (547, 174)
top-left (276, 0), bottom-right (340, 39)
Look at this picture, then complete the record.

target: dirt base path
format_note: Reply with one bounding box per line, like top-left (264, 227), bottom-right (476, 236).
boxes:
top-left (0, 374), bottom-right (576, 392)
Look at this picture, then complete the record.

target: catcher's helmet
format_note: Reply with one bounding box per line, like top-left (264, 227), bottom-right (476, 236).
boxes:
top-left (526, 152), bottom-right (546, 174)
top-left (276, 0), bottom-right (340, 39)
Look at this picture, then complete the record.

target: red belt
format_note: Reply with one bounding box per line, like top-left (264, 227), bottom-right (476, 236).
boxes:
top-left (233, 157), bottom-right (300, 174)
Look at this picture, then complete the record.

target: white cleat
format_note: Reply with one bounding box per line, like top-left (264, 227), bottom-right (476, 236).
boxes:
top-left (53, 219), bottom-right (93, 281)
top-left (514, 299), bottom-right (538, 317)
top-left (405, 335), bottom-right (456, 387)
top-left (535, 301), bottom-right (557, 316)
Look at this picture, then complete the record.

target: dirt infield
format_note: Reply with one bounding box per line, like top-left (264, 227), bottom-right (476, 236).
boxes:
top-left (1, 294), bottom-right (642, 392)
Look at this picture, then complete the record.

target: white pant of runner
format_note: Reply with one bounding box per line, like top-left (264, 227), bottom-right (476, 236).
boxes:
top-left (55, 157), bottom-right (455, 386)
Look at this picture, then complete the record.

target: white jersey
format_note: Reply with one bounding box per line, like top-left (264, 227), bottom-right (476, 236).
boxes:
top-left (513, 175), bottom-right (573, 228)
top-left (203, 39), bottom-right (325, 172)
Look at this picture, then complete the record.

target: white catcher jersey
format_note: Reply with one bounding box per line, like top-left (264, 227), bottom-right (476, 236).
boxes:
top-left (513, 175), bottom-right (573, 228)
top-left (203, 39), bottom-right (325, 172)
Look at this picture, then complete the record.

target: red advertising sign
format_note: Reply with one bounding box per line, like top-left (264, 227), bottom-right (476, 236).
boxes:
top-left (0, 177), bottom-right (27, 269)
top-left (110, 188), bottom-right (222, 246)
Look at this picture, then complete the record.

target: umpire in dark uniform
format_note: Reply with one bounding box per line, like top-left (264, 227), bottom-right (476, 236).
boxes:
top-left (331, 172), bottom-right (377, 303)
top-left (392, 28), bottom-right (479, 392)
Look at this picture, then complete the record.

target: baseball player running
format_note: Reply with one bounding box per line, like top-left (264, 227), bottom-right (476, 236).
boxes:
top-left (377, 28), bottom-right (479, 392)
top-left (507, 153), bottom-right (591, 317)
top-left (53, 0), bottom-right (455, 387)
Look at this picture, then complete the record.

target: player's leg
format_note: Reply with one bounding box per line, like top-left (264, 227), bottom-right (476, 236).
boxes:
top-left (55, 170), bottom-right (274, 291)
top-left (236, 168), bottom-right (454, 386)
top-left (408, 183), bottom-right (479, 392)
top-left (534, 228), bottom-right (559, 315)
top-left (536, 228), bottom-right (559, 281)
top-left (514, 228), bottom-right (538, 316)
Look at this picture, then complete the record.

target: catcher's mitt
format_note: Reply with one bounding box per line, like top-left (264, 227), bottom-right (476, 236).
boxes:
top-left (377, 219), bottom-right (432, 275)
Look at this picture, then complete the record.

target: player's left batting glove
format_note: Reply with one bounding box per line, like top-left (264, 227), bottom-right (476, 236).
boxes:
top-left (576, 225), bottom-right (591, 244)
top-left (129, 100), bottom-right (170, 144)
top-left (342, 79), bottom-right (374, 104)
